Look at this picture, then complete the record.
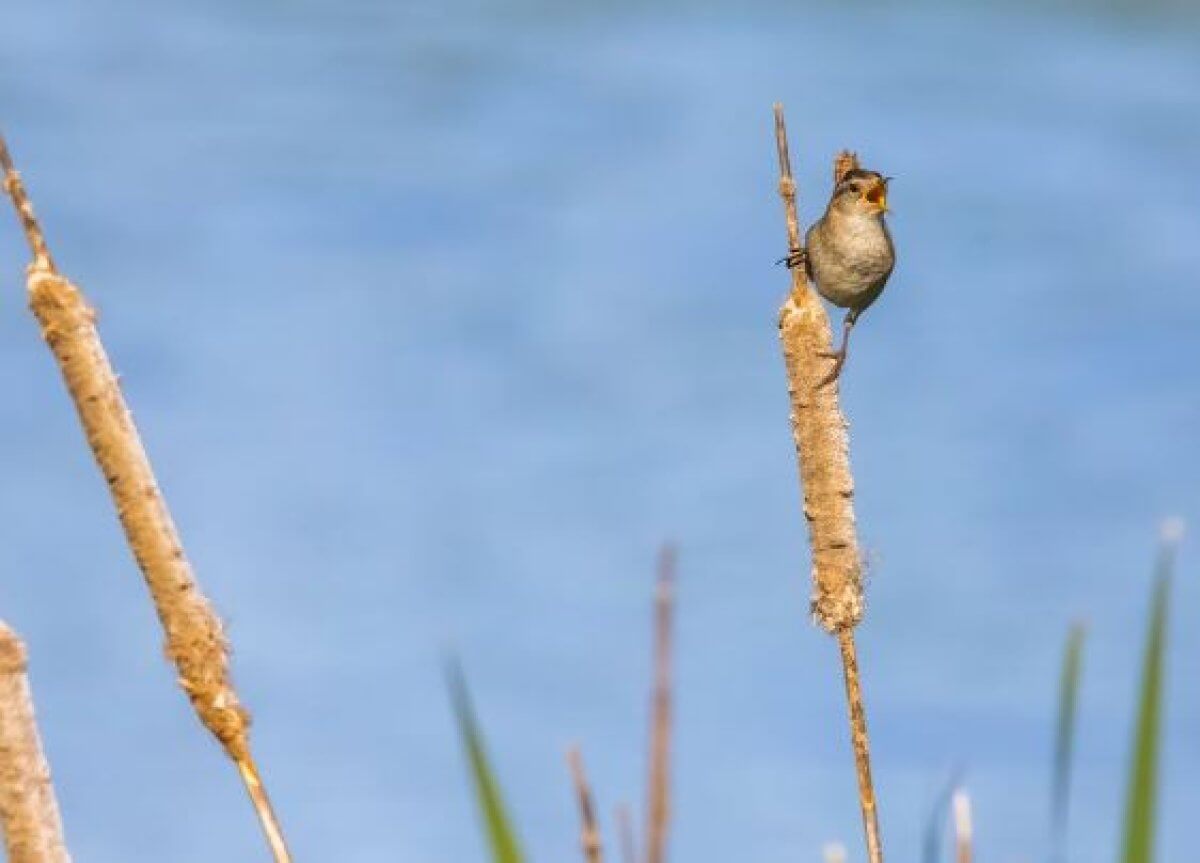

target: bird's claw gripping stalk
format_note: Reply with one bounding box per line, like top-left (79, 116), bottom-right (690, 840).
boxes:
top-left (776, 246), bottom-right (806, 269)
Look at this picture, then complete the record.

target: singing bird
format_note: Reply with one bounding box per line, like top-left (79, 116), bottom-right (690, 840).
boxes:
top-left (784, 166), bottom-right (894, 387)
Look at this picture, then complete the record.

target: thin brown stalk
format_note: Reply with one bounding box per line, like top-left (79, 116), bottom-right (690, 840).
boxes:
top-left (0, 133), bottom-right (290, 863)
top-left (567, 746), bottom-right (604, 863)
top-left (643, 545), bottom-right (675, 863)
top-left (0, 621), bottom-right (71, 863)
top-left (773, 104), bottom-right (883, 863)
top-left (616, 803), bottom-right (637, 863)
top-left (952, 788), bottom-right (972, 863)
top-left (0, 138), bottom-right (54, 272)
top-left (837, 630), bottom-right (882, 863)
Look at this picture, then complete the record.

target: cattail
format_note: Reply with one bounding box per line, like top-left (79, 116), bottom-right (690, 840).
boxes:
top-left (567, 746), bottom-right (604, 863)
top-left (773, 123), bottom-right (864, 632)
top-left (0, 134), bottom-right (290, 862)
top-left (0, 621), bottom-right (71, 863)
top-left (772, 105), bottom-right (882, 863)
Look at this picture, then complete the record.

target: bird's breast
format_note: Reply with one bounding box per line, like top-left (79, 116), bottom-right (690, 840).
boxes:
top-left (806, 216), bottom-right (894, 309)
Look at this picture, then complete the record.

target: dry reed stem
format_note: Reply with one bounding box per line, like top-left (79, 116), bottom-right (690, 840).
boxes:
top-left (773, 105), bottom-right (883, 863)
top-left (0, 623), bottom-right (71, 863)
top-left (616, 803), bottom-right (636, 863)
top-left (952, 788), bottom-right (972, 863)
top-left (567, 746), bottom-right (604, 863)
top-left (0, 140), bottom-right (53, 272)
top-left (0, 133), bottom-right (290, 863)
top-left (643, 545), bottom-right (675, 863)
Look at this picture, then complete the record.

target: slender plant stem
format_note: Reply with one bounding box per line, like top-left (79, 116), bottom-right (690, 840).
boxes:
top-left (1117, 521), bottom-right (1179, 863)
top-left (1051, 623), bottom-right (1086, 863)
top-left (773, 104), bottom-right (883, 863)
top-left (568, 747), bottom-right (604, 863)
top-left (237, 758), bottom-right (292, 863)
top-left (838, 629), bottom-right (883, 863)
top-left (0, 132), bottom-right (290, 863)
top-left (0, 622), bottom-right (71, 863)
top-left (0, 136), bottom-right (54, 271)
top-left (643, 545), bottom-right (675, 863)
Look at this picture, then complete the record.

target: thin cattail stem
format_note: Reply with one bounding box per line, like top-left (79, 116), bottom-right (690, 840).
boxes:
top-left (773, 104), bottom-right (883, 863)
top-left (0, 133), bottom-right (290, 863)
top-left (0, 137), bottom-right (54, 272)
top-left (567, 746), bottom-right (604, 863)
top-left (616, 803), bottom-right (637, 863)
top-left (0, 622), bottom-right (71, 863)
top-left (951, 789), bottom-right (972, 863)
top-left (838, 630), bottom-right (882, 863)
top-left (643, 545), bottom-right (675, 863)
top-left (236, 759), bottom-right (291, 863)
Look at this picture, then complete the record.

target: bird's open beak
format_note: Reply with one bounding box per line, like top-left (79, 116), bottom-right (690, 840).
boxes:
top-left (863, 179), bottom-right (889, 213)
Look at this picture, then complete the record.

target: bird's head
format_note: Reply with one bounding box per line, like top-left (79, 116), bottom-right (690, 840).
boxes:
top-left (832, 169), bottom-right (890, 217)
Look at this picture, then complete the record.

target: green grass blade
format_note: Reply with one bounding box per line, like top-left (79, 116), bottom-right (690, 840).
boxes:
top-left (448, 663), bottom-right (526, 863)
top-left (1118, 530), bottom-right (1179, 863)
top-left (1051, 622), bottom-right (1086, 863)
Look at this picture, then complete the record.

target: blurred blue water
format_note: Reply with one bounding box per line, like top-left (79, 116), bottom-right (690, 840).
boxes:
top-left (1, 1), bottom-right (1199, 860)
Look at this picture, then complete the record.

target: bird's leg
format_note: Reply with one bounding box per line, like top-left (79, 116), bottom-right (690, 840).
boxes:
top-left (816, 309), bottom-right (860, 388)
top-left (776, 245), bottom-right (806, 269)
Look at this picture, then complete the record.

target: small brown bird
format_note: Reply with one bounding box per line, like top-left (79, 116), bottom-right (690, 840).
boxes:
top-left (784, 167), bottom-right (894, 387)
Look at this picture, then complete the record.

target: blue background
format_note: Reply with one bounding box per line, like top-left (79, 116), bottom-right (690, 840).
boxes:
top-left (1, 1), bottom-right (1198, 860)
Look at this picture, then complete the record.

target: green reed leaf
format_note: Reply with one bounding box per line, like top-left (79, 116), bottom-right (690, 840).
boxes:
top-left (448, 662), bottom-right (526, 863)
top-left (1051, 622), bottom-right (1086, 863)
top-left (1118, 531), bottom-right (1179, 863)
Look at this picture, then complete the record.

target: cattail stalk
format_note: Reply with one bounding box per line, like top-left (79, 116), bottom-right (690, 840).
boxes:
top-left (0, 622), bottom-right (71, 863)
top-left (643, 545), bottom-right (675, 863)
top-left (567, 746), bottom-right (604, 863)
top-left (772, 104), bottom-right (883, 863)
top-left (0, 134), bottom-right (290, 863)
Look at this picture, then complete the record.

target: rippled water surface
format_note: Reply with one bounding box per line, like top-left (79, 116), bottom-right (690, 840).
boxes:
top-left (2, 2), bottom-right (1199, 860)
